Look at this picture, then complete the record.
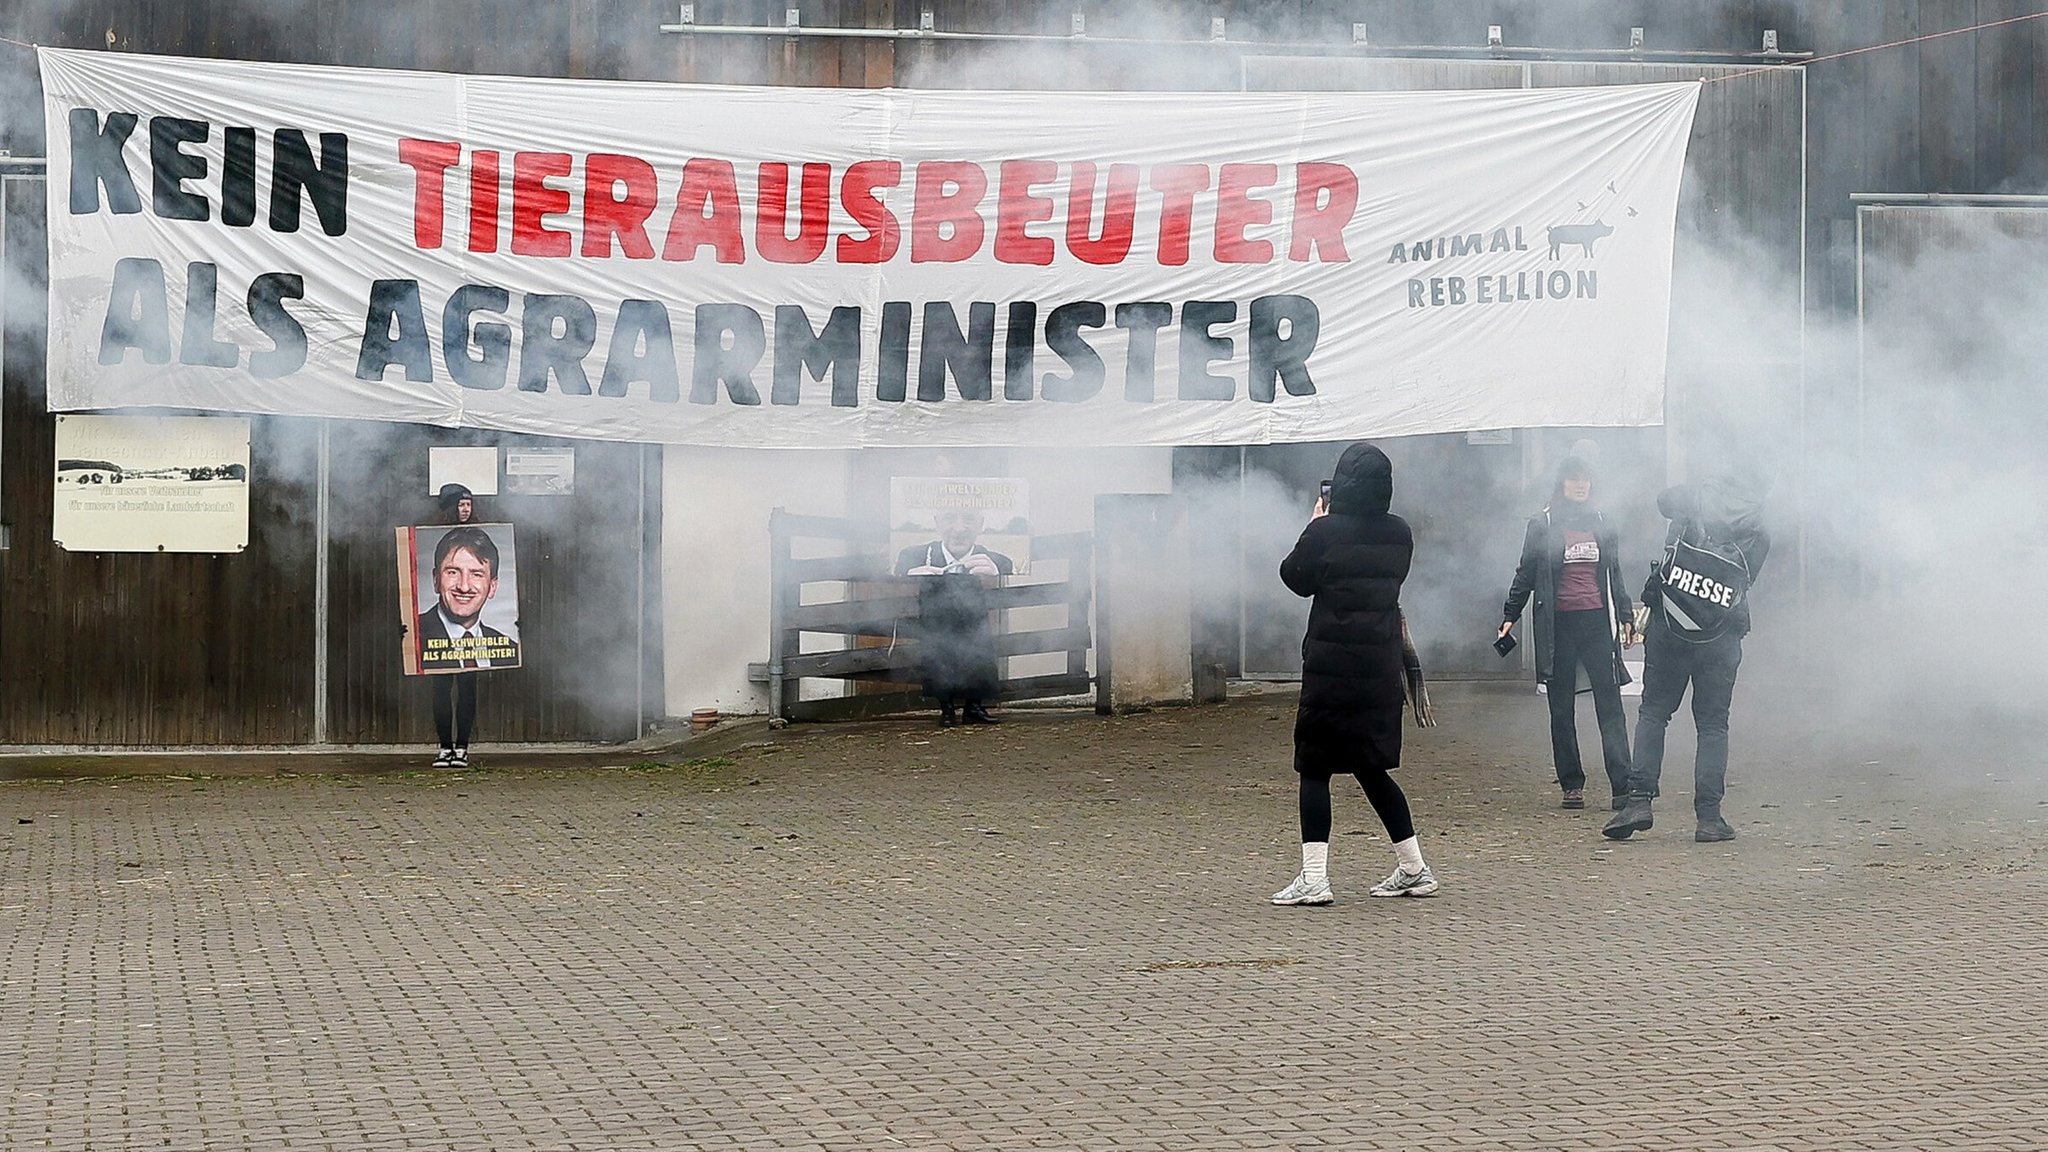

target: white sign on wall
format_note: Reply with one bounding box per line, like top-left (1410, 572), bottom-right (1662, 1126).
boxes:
top-left (502, 448), bottom-right (575, 495)
top-left (426, 445), bottom-right (500, 496)
top-left (40, 49), bottom-right (1698, 448)
top-left (53, 414), bottom-right (250, 552)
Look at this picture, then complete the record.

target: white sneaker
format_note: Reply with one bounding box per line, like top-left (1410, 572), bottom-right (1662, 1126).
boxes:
top-left (450, 747), bottom-right (470, 769)
top-left (1271, 873), bottom-right (1334, 906)
top-left (431, 747), bottom-right (455, 769)
top-left (1369, 865), bottom-right (1440, 898)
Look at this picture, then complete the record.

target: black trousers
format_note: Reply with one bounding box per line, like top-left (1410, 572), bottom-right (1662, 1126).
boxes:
top-left (432, 672), bottom-right (478, 749)
top-left (1628, 627), bottom-right (1742, 814)
top-left (916, 575), bottom-right (1000, 705)
top-left (1299, 770), bottom-right (1416, 844)
top-left (1547, 609), bottom-right (1632, 794)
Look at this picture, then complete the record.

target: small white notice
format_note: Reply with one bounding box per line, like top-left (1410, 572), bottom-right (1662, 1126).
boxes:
top-left (427, 446), bottom-right (500, 497)
top-left (503, 448), bottom-right (575, 495)
top-left (54, 415), bottom-right (251, 553)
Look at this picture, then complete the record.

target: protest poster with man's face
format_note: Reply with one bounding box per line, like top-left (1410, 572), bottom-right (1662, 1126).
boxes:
top-left (397, 524), bottom-right (524, 674)
top-left (889, 478), bottom-right (1030, 577)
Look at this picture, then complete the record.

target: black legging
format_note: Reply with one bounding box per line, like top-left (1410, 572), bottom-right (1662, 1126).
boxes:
top-left (1300, 770), bottom-right (1415, 844)
top-left (432, 672), bottom-right (478, 749)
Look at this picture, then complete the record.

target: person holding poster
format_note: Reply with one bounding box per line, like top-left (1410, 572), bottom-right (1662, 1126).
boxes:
top-left (407, 482), bottom-right (522, 768)
top-left (895, 506), bottom-right (1014, 728)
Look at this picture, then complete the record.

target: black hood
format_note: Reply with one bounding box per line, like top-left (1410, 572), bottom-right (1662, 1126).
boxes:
top-left (1697, 471), bottom-right (1768, 539)
top-left (1328, 442), bottom-right (1392, 516)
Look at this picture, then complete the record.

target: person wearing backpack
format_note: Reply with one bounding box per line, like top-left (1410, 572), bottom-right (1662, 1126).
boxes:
top-left (1603, 467), bottom-right (1771, 843)
top-left (1497, 451), bottom-right (1638, 811)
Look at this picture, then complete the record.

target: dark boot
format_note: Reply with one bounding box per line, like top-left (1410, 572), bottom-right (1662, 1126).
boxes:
top-left (1603, 795), bottom-right (1654, 840)
top-left (939, 703), bottom-right (958, 728)
top-left (1611, 790), bottom-right (1632, 812)
top-left (962, 700), bottom-right (1000, 725)
top-left (1695, 810), bottom-right (1736, 842)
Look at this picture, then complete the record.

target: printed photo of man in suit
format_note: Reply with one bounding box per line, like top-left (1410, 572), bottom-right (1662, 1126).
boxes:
top-left (416, 525), bottom-right (517, 670)
top-left (895, 507), bottom-right (1015, 578)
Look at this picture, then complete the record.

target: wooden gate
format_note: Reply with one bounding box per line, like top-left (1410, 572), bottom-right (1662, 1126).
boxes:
top-left (752, 511), bottom-right (1091, 721)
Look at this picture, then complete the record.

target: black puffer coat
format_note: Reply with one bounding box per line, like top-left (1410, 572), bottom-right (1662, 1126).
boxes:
top-left (1280, 443), bottom-right (1413, 775)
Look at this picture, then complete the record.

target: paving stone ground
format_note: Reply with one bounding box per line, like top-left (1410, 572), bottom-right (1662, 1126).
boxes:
top-left (4, 683), bottom-right (2047, 1150)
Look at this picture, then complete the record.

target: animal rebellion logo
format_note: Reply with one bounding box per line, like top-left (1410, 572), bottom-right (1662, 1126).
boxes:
top-left (1546, 221), bottom-right (1614, 259)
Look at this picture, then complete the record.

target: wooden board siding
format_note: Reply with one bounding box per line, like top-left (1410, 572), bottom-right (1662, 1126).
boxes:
top-left (322, 422), bottom-right (652, 745)
top-left (1, 178), bottom-right (319, 744)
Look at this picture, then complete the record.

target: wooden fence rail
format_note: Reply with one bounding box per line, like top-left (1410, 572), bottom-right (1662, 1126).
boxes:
top-left (753, 510), bottom-right (1091, 721)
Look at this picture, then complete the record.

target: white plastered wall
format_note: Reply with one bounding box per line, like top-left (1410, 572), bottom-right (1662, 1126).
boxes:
top-left (663, 447), bottom-right (854, 715)
top-left (1001, 448), bottom-right (1173, 680)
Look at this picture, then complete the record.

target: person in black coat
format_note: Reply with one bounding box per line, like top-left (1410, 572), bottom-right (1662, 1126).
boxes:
top-left (894, 508), bottom-right (1014, 727)
top-left (1271, 443), bottom-right (1440, 906)
top-left (1498, 453), bottom-right (1638, 810)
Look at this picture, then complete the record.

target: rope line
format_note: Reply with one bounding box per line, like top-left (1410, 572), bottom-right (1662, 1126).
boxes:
top-left (1705, 8), bottom-right (2048, 83)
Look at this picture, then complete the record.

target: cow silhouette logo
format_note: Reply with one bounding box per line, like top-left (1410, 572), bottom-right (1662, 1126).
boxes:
top-left (1546, 220), bottom-right (1613, 258)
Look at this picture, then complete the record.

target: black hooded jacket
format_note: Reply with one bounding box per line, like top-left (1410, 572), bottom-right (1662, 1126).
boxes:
top-left (1280, 443), bottom-right (1413, 775)
top-left (1641, 477), bottom-right (1772, 637)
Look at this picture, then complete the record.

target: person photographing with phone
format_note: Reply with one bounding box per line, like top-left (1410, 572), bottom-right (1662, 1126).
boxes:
top-left (1271, 443), bottom-right (1440, 906)
top-left (1498, 450), bottom-right (1638, 811)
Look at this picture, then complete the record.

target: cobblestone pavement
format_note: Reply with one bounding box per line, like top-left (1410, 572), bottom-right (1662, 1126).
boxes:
top-left (5, 684), bottom-right (2047, 1151)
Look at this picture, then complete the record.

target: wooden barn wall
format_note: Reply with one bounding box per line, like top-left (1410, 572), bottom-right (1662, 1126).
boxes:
top-left (1, 179), bottom-right (320, 744)
top-left (3, 1), bottom-right (2047, 740)
top-left (0, 172), bottom-right (655, 746)
top-left (322, 425), bottom-right (654, 746)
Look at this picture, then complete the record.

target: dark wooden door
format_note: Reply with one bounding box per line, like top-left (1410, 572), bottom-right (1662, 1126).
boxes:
top-left (324, 420), bottom-right (651, 744)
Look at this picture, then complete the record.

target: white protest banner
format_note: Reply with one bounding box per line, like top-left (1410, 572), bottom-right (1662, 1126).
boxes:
top-left (40, 49), bottom-right (1698, 448)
